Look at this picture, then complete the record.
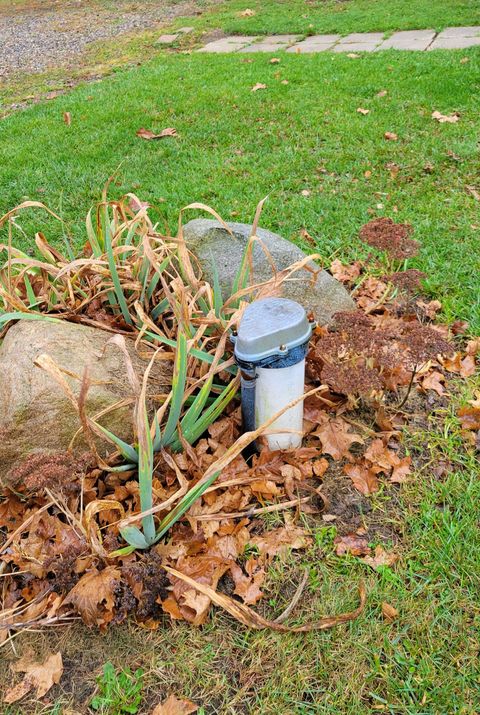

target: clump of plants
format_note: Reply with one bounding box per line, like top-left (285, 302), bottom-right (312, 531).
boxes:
top-left (0, 200), bottom-right (476, 653)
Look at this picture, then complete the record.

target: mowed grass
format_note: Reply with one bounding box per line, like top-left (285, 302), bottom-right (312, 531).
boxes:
top-left (195, 0), bottom-right (480, 36)
top-left (1, 49), bottom-right (479, 330)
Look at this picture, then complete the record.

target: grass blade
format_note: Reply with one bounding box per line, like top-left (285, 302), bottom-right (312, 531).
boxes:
top-left (161, 331), bottom-right (188, 446)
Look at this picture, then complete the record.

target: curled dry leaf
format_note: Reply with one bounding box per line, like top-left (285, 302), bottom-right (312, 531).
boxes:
top-left (313, 416), bottom-right (364, 461)
top-left (361, 545), bottom-right (398, 570)
top-left (344, 462), bottom-right (379, 496)
top-left (251, 83), bottom-right (267, 92)
top-left (384, 131), bottom-right (398, 141)
top-left (270, 57), bottom-right (280, 64)
top-left (63, 566), bottom-right (120, 626)
top-left (421, 370), bottom-right (446, 396)
top-left (431, 110), bottom-right (460, 124)
top-left (239, 8), bottom-right (255, 16)
top-left (334, 534), bottom-right (370, 556)
top-left (63, 111), bottom-right (71, 126)
top-left (152, 693), bottom-right (198, 715)
top-left (5, 652), bottom-right (63, 703)
top-left (136, 127), bottom-right (178, 140)
top-left (381, 601), bottom-right (398, 621)
top-left (357, 107), bottom-right (370, 115)
top-left (330, 258), bottom-right (362, 283)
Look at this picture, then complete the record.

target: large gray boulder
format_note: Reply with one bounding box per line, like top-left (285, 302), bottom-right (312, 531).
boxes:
top-left (0, 320), bottom-right (172, 486)
top-left (183, 219), bottom-right (354, 324)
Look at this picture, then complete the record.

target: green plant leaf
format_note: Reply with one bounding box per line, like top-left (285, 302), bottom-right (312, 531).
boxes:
top-left (120, 525), bottom-right (150, 549)
top-left (161, 331), bottom-right (188, 446)
top-left (94, 424), bottom-right (139, 464)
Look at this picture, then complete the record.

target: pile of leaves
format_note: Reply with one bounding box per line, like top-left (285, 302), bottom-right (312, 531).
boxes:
top-left (0, 203), bottom-right (478, 656)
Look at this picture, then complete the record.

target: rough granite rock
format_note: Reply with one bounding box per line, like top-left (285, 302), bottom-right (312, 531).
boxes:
top-left (0, 320), bottom-right (172, 485)
top-left (183, 219), bottom-right (355, 324)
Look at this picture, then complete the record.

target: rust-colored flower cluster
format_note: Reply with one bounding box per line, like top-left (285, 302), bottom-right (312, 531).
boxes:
top-left (359, 217), bottom-right (419, 260)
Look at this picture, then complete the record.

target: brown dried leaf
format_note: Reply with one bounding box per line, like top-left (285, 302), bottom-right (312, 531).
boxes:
top-left (313, 417), bottom-right (364, 460)
top-left (361, 545), bottom-right (398, 570)
top-left (381, 601), bottom-right (398, 621)
top-left (458, 406), bottom-right (480, 431)
top-left (251, 83), bottom-right (267, 92)
top-left (330, 259), bottom-right (362, 283)
top-left (63, 567), bottom-right (120, 626)
top-left (152, 694), bottom-right (198, 715)
top-left (5, 652), bottom-right (63, 703)
top-left (239, 8), bottom-right (255, 16)
top-left (136, 127), bottom-right (178, 140)
top-left (357, 107), bottom-right (370, 115)
top-left (344, 462), bottom-right (379, 496)
top-left (63, 111), bottom-right (71, 126)
top-left (334, 534), bottom-right (370, 556)
top-left (432, 110), bottom-right (460, 123)
top-left (390, 456), bottom-right (411, 484)
top-left (384, 131), bottom-right (398, 141)
top-left (421, 370), bottom-right (446, 396)
top-left (270, 57), bottom-right (280, 64)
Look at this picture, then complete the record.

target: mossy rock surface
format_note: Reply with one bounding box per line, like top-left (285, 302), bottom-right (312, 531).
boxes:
top-left (183, 219), bottom-right (355, 325)
top-left (0, 320), bottom-right (172, 486)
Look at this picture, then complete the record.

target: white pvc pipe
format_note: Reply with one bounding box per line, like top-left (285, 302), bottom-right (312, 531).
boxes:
top-left (254, 360), bottom-right (305, 450)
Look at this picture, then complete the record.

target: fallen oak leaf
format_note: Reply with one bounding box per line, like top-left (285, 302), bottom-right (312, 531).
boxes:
top-left (136, 127), bottom-right (178, 140)
top-left (432, 110), bottom-right (460, 123)
top-left (164, 566), bottom-right (366, 631)
top-left (344, 462), bottom-right (379, 496)
top-left (152, 694), bottom-right (198, 715)
top-left (390, 456), bottom-right (411, 484)
top-left (313, 416), bottom-right (364, 460)
top-left (63, 566), bottom-right (120, 626)
top-left (361, 545), bottom-right (398, 570)
top-left (251, 83), bottom-right (267, 92)
top-left (334, 534), bottom-right (370, 556)
top-left (5, 652), bottom-right (63, 703)
top-left (420, 370), bottom-right (446, 396)
top-left (330, 258), bottom-right (362, 283)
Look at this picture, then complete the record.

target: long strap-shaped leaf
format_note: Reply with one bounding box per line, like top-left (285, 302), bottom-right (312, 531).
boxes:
top-left (102, 203), bottom-right (133, 326)
top-left (160, 331), bottom-right (188, 447)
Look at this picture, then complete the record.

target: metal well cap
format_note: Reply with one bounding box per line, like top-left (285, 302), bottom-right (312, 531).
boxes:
top-left (233, 297), bottom-right (312, 363)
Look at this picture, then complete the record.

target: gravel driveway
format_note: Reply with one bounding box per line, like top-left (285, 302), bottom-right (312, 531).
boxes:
top-left (0, 0), bottom-right (210, 76)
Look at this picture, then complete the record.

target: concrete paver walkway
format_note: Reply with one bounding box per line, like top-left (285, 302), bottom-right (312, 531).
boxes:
top-left (198, 27), bottom-right (480, 53)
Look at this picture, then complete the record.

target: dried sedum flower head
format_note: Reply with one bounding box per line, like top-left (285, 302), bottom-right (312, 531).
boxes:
top-left (383, 269), bottom-right (426, 293)
top-left (359, 218), bottom-right (419, 260)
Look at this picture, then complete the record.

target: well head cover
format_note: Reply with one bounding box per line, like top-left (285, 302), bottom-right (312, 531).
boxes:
top-left (234, 297), bottom-right (312, 363)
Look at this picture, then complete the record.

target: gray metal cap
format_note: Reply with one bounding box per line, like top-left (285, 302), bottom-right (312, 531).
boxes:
top-left (233, 297), bottom-right (313, 362)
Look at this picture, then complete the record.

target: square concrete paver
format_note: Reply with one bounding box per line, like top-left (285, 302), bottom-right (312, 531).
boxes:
top-left (240, 35), bottom-right (299, 52)
top-left (286, 34), bottom-right (340, 52)
top-left (429, 35), bottom-right (480, 49)
top-left (438, 26), bottom-right (480, 37)
top-left (333, 32), bottom-right (384, 52)
top-left (376, 29), bottom-right (436, 50)
top-left (198, 36), bottom-right (257, 52)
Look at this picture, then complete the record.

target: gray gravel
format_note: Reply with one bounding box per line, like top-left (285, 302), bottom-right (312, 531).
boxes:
top-left (0, 0), bottom-right (209, 76)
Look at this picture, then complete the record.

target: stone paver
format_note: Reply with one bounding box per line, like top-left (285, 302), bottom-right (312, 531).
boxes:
top-left (285, 34), bottom-right (340, 53)
top-left (376, 29), bottom-right (436, 51)
top-left (429, 27), bottom-right (480, 49)
top-left (438, 26), bottom-right (480, 37)
top-left (197, 27), bottom-right (480, 53)
top-left (333, 32), bottom-right (384, 52)
top-left (240, 34), bottom-right (299, 52)
top-left (156, 34), bottom-right (179, 44)
top-left (198, 36), bottom-right (257, 53)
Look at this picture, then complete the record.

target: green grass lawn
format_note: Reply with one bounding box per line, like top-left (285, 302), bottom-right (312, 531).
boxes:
top-left (194, 0), bottom-right (480, 36)
top-left (1, 15), bottom-right (480, 715)
top-left (1, 49), bottom-right (479, 330)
